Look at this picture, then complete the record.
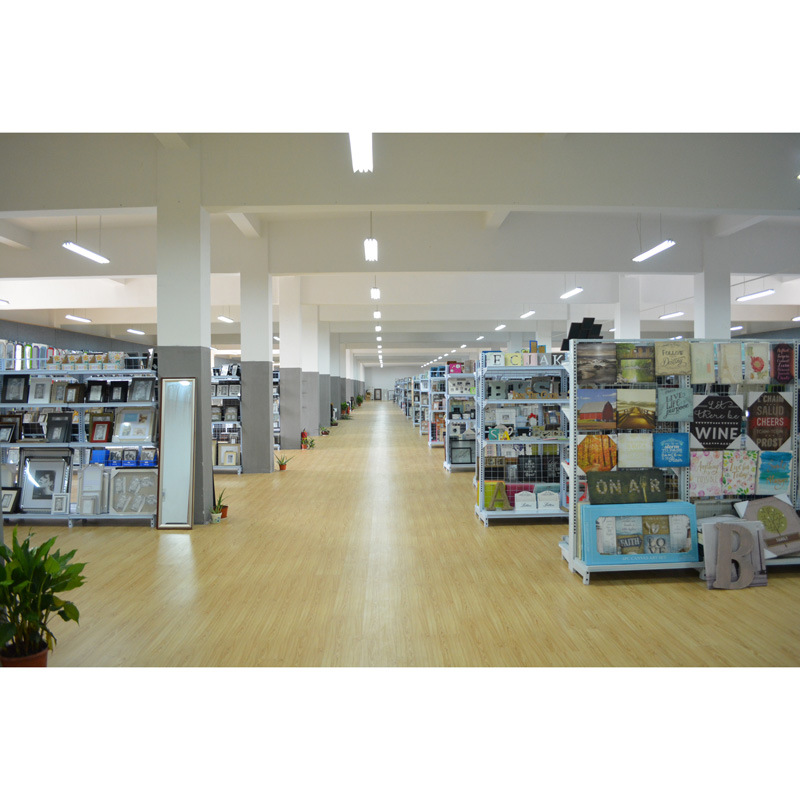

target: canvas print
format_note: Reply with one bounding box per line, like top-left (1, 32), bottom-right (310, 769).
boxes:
top-left (576, 434), bottom-right (618, 474)
top-left (689, 450), bottom-right (723, 498)
top-left (721, 450), bottom-right (758, 496)
top-left (576, 388), bottom-right (617, 430)
top-left (770, 343), bottom-right (794, 383)
top-left (615, 516), bottom-right (644, 554)
top-left (740, 496), bottom-right (800, 557)
top-left (654, 341), bottom-right (691, 376)
top-left (643, 516), bottom-right (672, 554)
top-left (744, 342), bottom-right (770, 383)
top-left (690, 394), bottom-right (743, 450)
top-left (616, 343), bottom-right (655, 383)
top-left (653, 432), bottom-right (690, 468)
top-left (616, 432), bottom-right (653, 468)
top-left (756, 452), bottom-right (793, 495)
top-left (745, 391), bottom-right (793, 452)
top-left (716, 342), bottom-right (743, 384)
top-left (616, 389), bottom-right (656, 430)
top-left (690, 342), bottom-right (715, 384)
top-left (656, 387), bottom-right (693, 422)
top-left (575, 341), bottom-right (617, 385)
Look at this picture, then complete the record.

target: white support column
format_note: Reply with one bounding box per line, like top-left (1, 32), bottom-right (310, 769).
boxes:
top-left (278, 276), bottom-right (302, 446)
top-left (535, 321), bottom-right (552, 351)
top-left (155, 143), bottom-right (213, 523)
top-left (506, 332), bottom-right (524, 352)
top-left (318, 322), bottom-right (332, 426)
top-left (301, 304), bottom-right (320, 434)
top-left (240, 237), bottom-right (274, 472)
top-left (614, 275), bottom-right (641, 339)
top-left (695, 266), bottom-right (732, 339)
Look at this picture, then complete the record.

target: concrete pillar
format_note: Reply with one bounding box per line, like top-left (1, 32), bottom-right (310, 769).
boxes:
top-left (278, 276), bottom-right (302, 448)
top-left (535, 321), bottom-right (553, 351)
top-left (240, 240), bottom-right (274, 473)
top-left (156, 143), bottom-right (213, 525)
top-left (301, 304), bottom-right (320, 435)
top-left (695, 265), bottom-right (732, 339)
top-left (318, 322), bottom-right (331, 426)
top-left (615, 275), bottom-right (641, 339)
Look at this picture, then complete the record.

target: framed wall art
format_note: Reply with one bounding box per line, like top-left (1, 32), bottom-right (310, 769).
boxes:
top-left (50, 492), bottom-right (70, 515)
top-left (112, 407), bottom-right (156, 443)
top-left (129, 377), bottom-right (155, 403)
top-left (45, 412), bottom-right (73, 443)
top-left (1, 487), bottom-right (21, 514)
top-left (109, 468), bottom-right (158, 515)
top-left (20, 455), bottom-right (71, 511)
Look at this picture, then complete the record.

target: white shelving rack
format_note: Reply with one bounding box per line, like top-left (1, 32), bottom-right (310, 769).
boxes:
top-left (558, 338), bottom-right (800, 584)
top-left (428, 366), bottom-right (446, 448)
top-left (0, 360), bottom-right (159, 527)
top-left (273, 369), bottom-right (280, 450)
top-left (419, 374), bottom-right (430, 436)
top-left (412, 375), bottom-right (421, 427)
top-left (443, 372), bottom-right (477, 472)
top-left (474, 359), bottom-right (570, 526)
top-left (212, 373), bottom-right (242, 474)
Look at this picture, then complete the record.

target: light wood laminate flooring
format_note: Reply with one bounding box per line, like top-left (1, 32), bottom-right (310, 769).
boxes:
top-left (12, 401), bottom-right (800, 667)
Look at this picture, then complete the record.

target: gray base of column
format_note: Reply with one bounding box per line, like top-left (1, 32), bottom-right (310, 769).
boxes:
top-left (301, 371), bottom-right (320, 435)
top-left (319, 374), bottom-right (331, 428)
top-left (241, 360), bottom-right (274, 473)
top-left (280, 367), bottom-right (302, 449)
top-left (157, 345), bottom-right (213, 525)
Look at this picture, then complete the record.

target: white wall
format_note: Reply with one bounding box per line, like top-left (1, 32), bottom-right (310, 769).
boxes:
top-left (364, 366), bottom-right (413, 397)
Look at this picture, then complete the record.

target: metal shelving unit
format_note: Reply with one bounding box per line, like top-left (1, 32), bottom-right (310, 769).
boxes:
top-left (474, 359), bottom-right (570, 525)
top-left (212, 374), bottom-right (242, 474)
top-left (428, 366), bottom-right (446, 448)
top-left (443, 372), bottom-right (477, 472)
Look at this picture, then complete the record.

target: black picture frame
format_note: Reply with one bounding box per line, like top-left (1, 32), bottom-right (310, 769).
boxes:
top-left (45, 412), bottom-right (74, 443)
top-left (0, 414), bottom-right (23, 442)
top-left (129, 377), bottom-right (155, 403)
top-left (64, 383), bottom-right (85, 404)
top-left (2, 374), bottom-right (29, 404)
top-left (107, 381), bottom-right (129, 403)
top-left (1, 487), bottom-right (21, 514)
top-left (86, 381), bottom-right (107, 404)
top-left (0, 423), bottom-right (16, 443)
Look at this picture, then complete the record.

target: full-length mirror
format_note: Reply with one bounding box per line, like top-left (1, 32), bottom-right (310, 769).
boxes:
top-left (157, 378), bottom-right (196, 529)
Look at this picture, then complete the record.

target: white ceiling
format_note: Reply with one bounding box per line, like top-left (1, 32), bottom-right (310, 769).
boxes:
top-left (1, 132), bottom-right (800, 370)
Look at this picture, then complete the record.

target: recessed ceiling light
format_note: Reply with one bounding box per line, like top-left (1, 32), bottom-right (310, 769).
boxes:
top-left (494, 324), bottom-right (506, 331)
top-left (65, 314), bottom-right (91, 323)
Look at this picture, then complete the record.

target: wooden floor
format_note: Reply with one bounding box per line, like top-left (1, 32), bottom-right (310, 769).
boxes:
top-left (13, 400), bottom-right (800, 667)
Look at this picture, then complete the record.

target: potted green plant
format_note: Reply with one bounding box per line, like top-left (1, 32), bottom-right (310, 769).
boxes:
top-left (320, 426), bottom-right (330, 436)
top-left (275, 453), bottom-right (293, 470)
top-left (356, 394), bottom-right (364, 406)
top-left (0, 528), bottom-right (86, 667)
top-left (340, 402), bottom-right (350, 419)
top-left (306, 437), bottom-right (316, 449)
top-left (210, 489), bottom-right (226, 523)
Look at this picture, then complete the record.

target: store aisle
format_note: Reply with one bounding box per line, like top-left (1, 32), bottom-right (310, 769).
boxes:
top-left (41, 400), bottom-right (800, 667)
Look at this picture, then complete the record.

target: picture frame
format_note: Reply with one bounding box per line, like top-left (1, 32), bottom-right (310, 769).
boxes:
top-left (227, 383), bottom-right (241, 398)
top-left (0, 414), bottom-right (23, 442)
top-left (122, 447), bottom-right (139, 462)
top-left (64, 383), bottom-right (85, 404)
top-left (139, 446), bottom-right (157, 465)
top-left (129, 377), bottom-right (155, 403)
top-left (79, 493), bottom-right (99, 515)
top-left (218, 443), bottom-right (239, 466)
top-left (0, 423), bottom-right (16, 443)
top-left (211, 383), bottom-right (217, 397)
top-left (211, 407), bottom-right (222, 422)
top-left (1, 487), bottom-right (21, 514)
top-left (112, 407), bottom-right (156, 443)
top-left (51, 492), bottom-right (70, 515)
top-left (224, 406), bottom-right (239, 422)
top-left (106, 448), bottom-right (124, 465)
top-left (20, 456), bottom-right (71, 511)
top-left (107, 380), bottom-right (129, 403)
top-left (27, 377), bottom-right (53, 405)
top-left (45, 412), bottom-right (73, 443)
top-left (108, 467), bottom-right (158, 516)
top-left (50, 380), bottom-right (70, 404)
top-left (86, 380), bottom-right (107, 404)
top-left (1, 374), bottom-right (29, 404)
top-left (89, 419), bottom-right (113, 443)
top-left (216, 383), bottom-right (229, 397)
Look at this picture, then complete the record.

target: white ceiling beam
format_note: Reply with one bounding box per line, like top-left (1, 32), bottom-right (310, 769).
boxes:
top-left (710, 215), bottom-right (766, 237)
top-left (227, 212), bottom-right (262, 239)
top-left (484, 209), bottom-right (511, 230)
top-left (154, 133), bottom-right (190, 150)
top-left (0, 219), bottom-right (32, 249)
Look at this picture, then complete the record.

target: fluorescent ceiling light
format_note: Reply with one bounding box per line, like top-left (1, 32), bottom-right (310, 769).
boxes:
top-left (370, 286), bottom-right (380, 299)
top-left (273, 336), bottom-right (280, 341)
top-left (376, 336), bottom-right (382, 341)
top-left (730, 325), bottom-right (744, 332)
top-left (560, 287), bottom-right (583, 299)
top-left (494, 324), bottom-right (506, 331)
top-left (62, 241), bottom-right (110, 264)
top-left (632, 239), bottom-right (675, 262)
top-left (476, 335), bottom-right (484, 341)
top-left (609, 328), bottom-right (616, 332)
top-left (736, 288), bottom-right (775, 302)
top-left (65, 314), bottom-right (91, 323)
top-left (375, 325), bottom-right (382, 332)
top-left (669, 336), bottom-right (683, 340)
top-left (365, 239), bottom-right (379, 262)
top-left (659, 310), bottom-right (685, 320)
top-left (793, 315), bottom-right (800, 322)
top-left (0, 298), bottom-right (9, 305)
top-left (460, 344), bottom-right (467, 348)
top-left (217, 315), bottom-right (234, 323)
top-left (349, 132), bottom-right (373, 173)
top-left (373, 310), bottom-right (381, 319)
top-left (127, 328), bottom-right (145, 336)
top-left (520, 310), bottom-right (535, 319)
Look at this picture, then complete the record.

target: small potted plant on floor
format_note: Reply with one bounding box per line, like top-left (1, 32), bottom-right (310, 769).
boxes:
top-left (0, 528), bottom-right (86, 667)
top-left (210, 489), bottom-right (226, 523)
top-left (356, 394), bottom-right (364, 407)
top-left (320, 426), bottom-right (329, 436)
top-left (340, 402), bottom-right (350, 419)
top-left (276, 453), bottom-right (293, 470)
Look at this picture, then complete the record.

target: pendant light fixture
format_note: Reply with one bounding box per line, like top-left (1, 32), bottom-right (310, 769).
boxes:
top-left (560, 274), bottom-right (583, 300)
top-left (632, 214), bottom-right (675, 262)
top-left (349, 132), bottom-right (373, 173)
top-left (365, 215), bottom-right (378, 262)
top-left (65, 311), bottom-right (92, 323)
top-left (218, 306), bottom-right (235, 323)
top-left (62, 216), bottom-right (110, 264)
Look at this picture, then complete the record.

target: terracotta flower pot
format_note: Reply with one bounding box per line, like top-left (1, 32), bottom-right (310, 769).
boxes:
top-left (221, 505), bottom-right (228, 519)
top-left (0, 647), bottom-right (49, 668)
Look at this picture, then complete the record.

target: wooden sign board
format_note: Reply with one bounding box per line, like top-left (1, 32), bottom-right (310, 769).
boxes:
top-left (586, 469), bottom-right (668, 504)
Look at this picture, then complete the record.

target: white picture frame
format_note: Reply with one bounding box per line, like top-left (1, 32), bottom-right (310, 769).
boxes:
top-left (108, 468), bottom-right (158, 516)
top-left (27, 377), bottom-right (53, 405)
top-left (112, 407), bottom-right (156, 443)
top-left (51, 492), bottom-right (70, 514)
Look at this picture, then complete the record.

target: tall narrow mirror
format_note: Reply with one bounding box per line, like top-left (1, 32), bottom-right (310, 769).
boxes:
top-left (157, 378), bottom-right (197, 529)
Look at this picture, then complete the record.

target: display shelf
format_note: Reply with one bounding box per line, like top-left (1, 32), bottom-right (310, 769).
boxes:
top-left (474, 359), bottom-right (569, 526)
top-left (211, 373), bottom-right (242, 473)
top-left (428, 368), bottom-right (447, 447)
top-left (561, 338), bottom-right (800, 584)
top-left (443, 373), bottom-right (477, 472)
